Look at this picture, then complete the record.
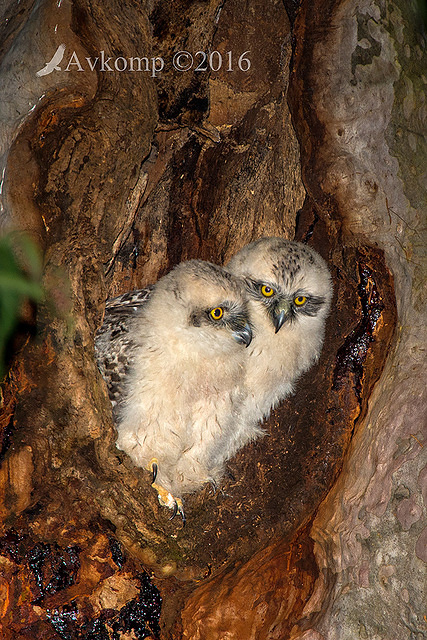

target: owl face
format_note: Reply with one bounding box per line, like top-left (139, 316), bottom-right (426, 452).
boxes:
top-left (145, 260), bottom-right (253, 353)
top-left (244, 277), bottom-right (328, 333)
top-left (226, 238), bottom-right (332, 335)
top-left (189, 300), bottom-right (253, 347)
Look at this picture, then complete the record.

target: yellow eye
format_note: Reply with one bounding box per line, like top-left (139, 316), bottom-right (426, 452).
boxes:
top-left (294, 295), bottom-right (307, 306)
top-left (261, 285), bottom-right (274, 298)
top-left (210, 307), bottom-right (224, 320)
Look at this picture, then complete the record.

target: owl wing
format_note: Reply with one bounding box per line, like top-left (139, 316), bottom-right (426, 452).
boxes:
top-left (95, 286), bottom-right (154, 408)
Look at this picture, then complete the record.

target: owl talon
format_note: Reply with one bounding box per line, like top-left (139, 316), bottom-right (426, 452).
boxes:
top-left (151, 462), bottom-right (158, 483)
top-left (169, 501), bottom-right (178, 520)
top-left (147, 458), bottom-right (159, 483)
top-left (209, 479), bottom-right (218, 494)
top-left (170, 501), bottom-right (186, 525)
top-left (153, 482), bottom-right (185, 525)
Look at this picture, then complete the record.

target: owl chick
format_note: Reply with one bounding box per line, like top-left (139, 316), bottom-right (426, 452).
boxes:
top-left (224, 237), bottom-right (332, 453)
top-left (95, 260), bottom-right (253, 521)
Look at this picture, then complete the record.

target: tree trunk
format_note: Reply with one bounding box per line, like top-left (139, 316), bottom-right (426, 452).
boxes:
top-left (0, 0), bottom-right (424, 638)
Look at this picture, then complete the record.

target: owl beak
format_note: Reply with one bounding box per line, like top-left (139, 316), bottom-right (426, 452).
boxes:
top-left (273, 300), bottom-right (291, 333)
top-left (232, 322), bottom-right (253, 347)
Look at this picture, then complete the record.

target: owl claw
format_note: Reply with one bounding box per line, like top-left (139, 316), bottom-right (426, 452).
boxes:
top-left (209, 479), bottom-right (218, 494)
top-left (153, 482), bottom-right (185, 525)
top-left (151, 462), bottom-right (158, 483)
top-left (169, 501), bottom-right (178, 520)
top-left (169, 500), bottom-right (186, 525)
top-left (148, 458), bottom-right (159, 483)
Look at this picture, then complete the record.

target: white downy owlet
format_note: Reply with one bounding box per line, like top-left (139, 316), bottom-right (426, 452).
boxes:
top-left (225, 237), bottom-right (333, 447)
top-left (95, 259), bottom-right (253, 522)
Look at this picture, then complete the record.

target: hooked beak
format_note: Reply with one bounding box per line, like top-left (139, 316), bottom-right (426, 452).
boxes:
top-left (232, 322), bottom-right (253, 347)
top-left (272, 300), bottom-right (291, 333)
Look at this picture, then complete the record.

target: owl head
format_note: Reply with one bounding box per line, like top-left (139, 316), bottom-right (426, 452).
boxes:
top-left (143, 260), bottom-right (253, 355)
top-left (227, 237), bottom-right (332, 332)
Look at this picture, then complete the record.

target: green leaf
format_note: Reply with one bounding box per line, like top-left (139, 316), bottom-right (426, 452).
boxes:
top-left (0, 232), bottom-right (44, 378)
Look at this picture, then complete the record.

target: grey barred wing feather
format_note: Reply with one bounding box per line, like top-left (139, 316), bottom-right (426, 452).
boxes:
top-left (95, 286), bottom-right (154, 409)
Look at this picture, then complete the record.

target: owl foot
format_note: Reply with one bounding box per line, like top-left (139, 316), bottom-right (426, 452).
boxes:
top-left (152, 482), bottom-right (186, 525)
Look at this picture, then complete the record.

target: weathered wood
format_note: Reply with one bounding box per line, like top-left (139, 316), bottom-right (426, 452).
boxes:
top-left (287, 0), bottom-right (426, 637)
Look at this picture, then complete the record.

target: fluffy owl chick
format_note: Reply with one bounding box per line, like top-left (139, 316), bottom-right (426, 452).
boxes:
top-left (95, 260), bottom-right (252, 521)
top-left (226, 237), bottom-right (332, 432)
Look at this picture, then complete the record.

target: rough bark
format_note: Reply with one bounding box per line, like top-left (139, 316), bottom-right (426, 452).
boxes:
top-left (287, 1), bottom-right (427, 637)
top-left (0, 0), bottom-right (424, 639)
